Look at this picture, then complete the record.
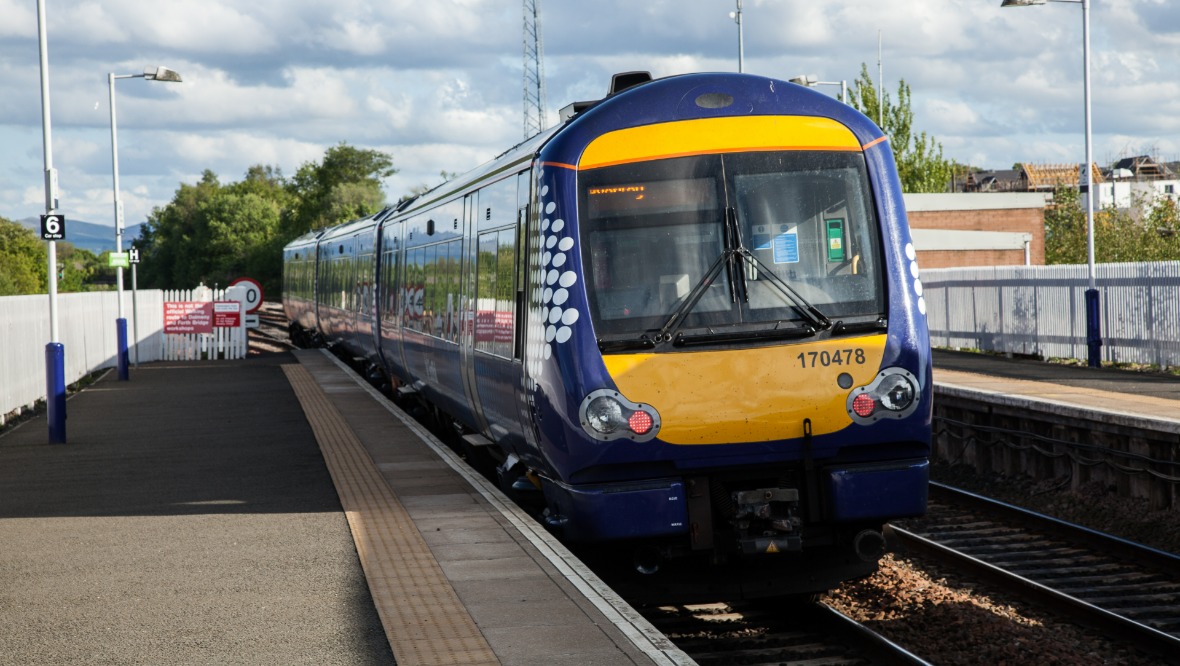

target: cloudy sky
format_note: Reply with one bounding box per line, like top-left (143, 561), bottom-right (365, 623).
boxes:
top-left (2, 0), bottom-right (1178, 231)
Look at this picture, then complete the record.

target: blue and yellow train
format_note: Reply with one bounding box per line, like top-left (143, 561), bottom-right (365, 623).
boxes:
top-left (284, 72), bottom-right (931, 596)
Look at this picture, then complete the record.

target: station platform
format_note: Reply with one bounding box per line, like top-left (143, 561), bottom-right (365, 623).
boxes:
top-left (0, 350), bottom-right (688, 665)
top-left (932, 349), bottom-right (1180, 434)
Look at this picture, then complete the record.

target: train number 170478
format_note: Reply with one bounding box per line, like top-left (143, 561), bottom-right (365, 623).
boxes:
top-left (796, 348), bottom-right (866, 368)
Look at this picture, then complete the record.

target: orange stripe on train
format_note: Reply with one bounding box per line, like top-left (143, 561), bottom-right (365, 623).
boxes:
top-left (579, 116), bottom-right (862, 170)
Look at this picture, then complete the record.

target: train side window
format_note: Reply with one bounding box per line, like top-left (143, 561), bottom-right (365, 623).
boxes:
top-left (474, 227), bottom-right (516, 358)
top-left (446, 239), bottom-right (462, 342)
top-left (496, 227), bottom-right (516, 359)
top-left (478, 176), bottom-right (516, 233)
top-left (406, 247), bottom-right (425, 331)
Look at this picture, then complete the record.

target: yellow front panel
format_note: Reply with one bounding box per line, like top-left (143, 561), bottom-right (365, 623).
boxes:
top-left (602, 335), bottom-right (887, 445)
top-left (579, 116), bottom-right (861, 170)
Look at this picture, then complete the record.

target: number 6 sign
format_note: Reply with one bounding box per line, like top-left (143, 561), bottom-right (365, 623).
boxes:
top-left (40, 214), bottom-right (66, 240)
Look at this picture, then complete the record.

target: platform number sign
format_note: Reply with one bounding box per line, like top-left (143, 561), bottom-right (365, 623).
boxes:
top-left (40, 214), bottom-right (66, 241)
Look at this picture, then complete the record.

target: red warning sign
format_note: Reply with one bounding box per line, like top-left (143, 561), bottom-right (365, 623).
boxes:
top-left (213, 301), bottom-right (241, 328)
top-left (164, 302), bottom-right (213, 334)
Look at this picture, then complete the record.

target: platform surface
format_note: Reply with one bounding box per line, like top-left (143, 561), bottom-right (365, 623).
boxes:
top-left (0, 351), bottom-right (686, 665)
top-left (932, 349), bottom-right (1180, 432)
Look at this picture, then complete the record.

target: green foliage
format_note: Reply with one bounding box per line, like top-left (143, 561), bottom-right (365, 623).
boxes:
top-left (282, 143), bottom-right (396, 238)
top-left (0, 216), bottom-right (48, 295)
top-left (1044, 187), bottom-right (1086, 264)
top-left (1045, 186), bottom-right (1180, 264)
top-left (55, 243), bottom-right (105, 292)
top-left (849, 64), bottom-right (954, 193)
top-left (134, 143), bottom-right (395, 296)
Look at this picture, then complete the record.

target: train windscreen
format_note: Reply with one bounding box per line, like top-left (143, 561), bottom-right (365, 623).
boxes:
top-left (580, 150), bottom-right (885, 345)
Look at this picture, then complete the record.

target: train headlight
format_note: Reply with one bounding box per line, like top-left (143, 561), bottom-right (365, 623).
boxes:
top-left (586, 396), bottom-right (625, 434)
top-left (879, 374), bottom-right (916, 411)
top-left (579, 389), bottom-right (661, 442)
top-left (846, 368), bottom-right (920, 424)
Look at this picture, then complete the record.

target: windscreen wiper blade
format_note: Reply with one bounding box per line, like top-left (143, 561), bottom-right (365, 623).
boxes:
top-left (737, 250), bottom-right (833, 331)
top-left (673, 324), bottom-right (817, 347)
top-left (832, 317), bottom-right (888, 336)
top-left (656, 251), bottom-right (729, 340)
top-left (597, 335), bottom-right (658, 353)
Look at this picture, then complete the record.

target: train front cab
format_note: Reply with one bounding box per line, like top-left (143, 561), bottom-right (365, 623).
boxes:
top-left (526, 74), bottom-right (931, 593)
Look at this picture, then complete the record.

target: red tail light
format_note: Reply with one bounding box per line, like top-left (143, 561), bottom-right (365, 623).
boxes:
top-left (852, 393), bottom-right (876, 418)
top-left (628, 410), bottom-right (653, 435)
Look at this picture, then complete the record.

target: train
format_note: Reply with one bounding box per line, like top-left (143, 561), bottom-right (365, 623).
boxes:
top-left (283, 71), bottom-right (932, 598)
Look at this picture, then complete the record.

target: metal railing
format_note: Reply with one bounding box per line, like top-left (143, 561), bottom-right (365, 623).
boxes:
top-left (923, 261), bottom-right (1180, 368)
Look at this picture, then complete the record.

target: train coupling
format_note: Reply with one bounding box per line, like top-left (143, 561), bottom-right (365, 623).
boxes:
top-left (732, 487), bottom-right (804, 555)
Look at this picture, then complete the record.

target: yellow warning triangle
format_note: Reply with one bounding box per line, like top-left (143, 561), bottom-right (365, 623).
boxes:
top-left (765, 542), bottom-right (779, 554)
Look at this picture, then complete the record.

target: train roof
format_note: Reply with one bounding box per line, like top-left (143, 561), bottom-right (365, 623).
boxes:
top-left (293, 71), bottom-right (887, 244)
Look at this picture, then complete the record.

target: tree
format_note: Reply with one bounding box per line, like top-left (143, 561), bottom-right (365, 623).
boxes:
top-left (283, 143), bottom-right (396, 237)
top-left (133, 143), bottom-right (396, 296)
top-left (1044, 186), bottom-right (1087, 264)
top-left (1045, 186), bottom-right (1180, 264)
top-left (0, 216), bottom-right (48, 295)
top-left (136, 170), bottom-right (224, 288)
top-left (849, 64), bottom-right (954, 193)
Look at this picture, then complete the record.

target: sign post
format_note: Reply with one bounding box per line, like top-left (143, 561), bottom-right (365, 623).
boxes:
top-left (37, 0), bottom-right (66, 443)
top-left (229, 277), bottom-right (264, 330)
top-left (129, 246), bottom-right (140, 367)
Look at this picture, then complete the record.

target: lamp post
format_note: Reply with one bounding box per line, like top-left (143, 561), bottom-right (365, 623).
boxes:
top-left (1001, 0), bottom-right (1100, 367)
top-left (789, 75), bottom-right (849, 104)
top-left (729, 0), bottom-right (744, 73)
top-left (108, 66), bottom-right (182, 380)
top-left (36, 0), bottom-right (65, 443)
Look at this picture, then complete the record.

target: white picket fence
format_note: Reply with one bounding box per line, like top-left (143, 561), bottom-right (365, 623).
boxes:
top-left (159, 287), bottom-right (247, 362)
top-left (923, 261), bottom-right (1180, 368)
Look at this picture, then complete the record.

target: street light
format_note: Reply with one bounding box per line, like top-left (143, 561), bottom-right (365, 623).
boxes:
top-left (789, 74), bottom-right (848, 104)
top-left (108, 65), bottom-right (182, 380)
top-left (1001, 0), bottom-right (1100, 367)
top-left (36, 0), bottom-right (65, 443)
top-left (728, 0), bottom-right (744, 73)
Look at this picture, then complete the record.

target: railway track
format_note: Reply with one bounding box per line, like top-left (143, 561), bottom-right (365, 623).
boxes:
top-left (892, 481), bottom-right (1180, 663)
top-left (639, 599), bottom-right (930, 666)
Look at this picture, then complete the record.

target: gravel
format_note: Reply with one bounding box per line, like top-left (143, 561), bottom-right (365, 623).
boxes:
top-left (821, 460), bottom-right (1176, 665)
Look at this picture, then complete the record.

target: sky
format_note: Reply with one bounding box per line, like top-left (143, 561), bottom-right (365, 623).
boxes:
top-left (2, 0), bottom-right (1178, 231)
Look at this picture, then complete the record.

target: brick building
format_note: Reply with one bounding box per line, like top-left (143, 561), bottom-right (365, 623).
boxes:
top-left (903, 193), bottom-right (1049, 268)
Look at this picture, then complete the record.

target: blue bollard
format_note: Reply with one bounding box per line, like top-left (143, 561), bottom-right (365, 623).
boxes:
top-left (1084, 288), bottom-right (1102, 368)
top-left (46, 342), bottom-right (66, 443)
top-left (117, 317), bottom-right (130, 381)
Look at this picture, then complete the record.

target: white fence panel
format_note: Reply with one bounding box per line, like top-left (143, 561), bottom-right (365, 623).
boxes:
top-left (924, 261), bottom-right (1180, 368)
top-left (159, 288), bottom-right (246, 361)
top-left (1, 290), bottom-right (166, 422)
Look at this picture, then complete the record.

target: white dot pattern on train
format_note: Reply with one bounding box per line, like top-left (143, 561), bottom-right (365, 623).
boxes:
top-left (906, 242), bottom-right (927, 316)
top-left (538, 180), bottom-right (580, 362)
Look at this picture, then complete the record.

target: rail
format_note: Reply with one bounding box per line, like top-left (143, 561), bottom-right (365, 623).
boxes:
top-left (892, 482), bottom-right (1180, 662)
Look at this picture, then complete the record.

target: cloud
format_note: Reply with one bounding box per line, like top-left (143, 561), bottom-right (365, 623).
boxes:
top-left (3, 0), bottom-right (1179, 225)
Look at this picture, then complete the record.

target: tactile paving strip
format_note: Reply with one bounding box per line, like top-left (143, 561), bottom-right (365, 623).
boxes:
top-left (283, 364), bottom-right (499, 666)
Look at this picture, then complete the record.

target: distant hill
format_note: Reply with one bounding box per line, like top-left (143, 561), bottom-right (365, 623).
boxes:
top-left (17, 216), bottom-right (144, 255)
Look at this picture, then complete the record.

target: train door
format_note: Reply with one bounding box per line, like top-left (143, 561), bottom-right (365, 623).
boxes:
top-left (514, 168), bottom-right (542, 455)
top-left (459, 191), bottom-right (491, 437)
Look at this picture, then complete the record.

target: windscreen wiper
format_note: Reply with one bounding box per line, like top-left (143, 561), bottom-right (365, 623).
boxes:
top-left (736, 249), bottom-right (833, 332)
top-left (656, 207), bottom-right (748, 341)
top-left (655, 251), bottom-right (729, 341)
